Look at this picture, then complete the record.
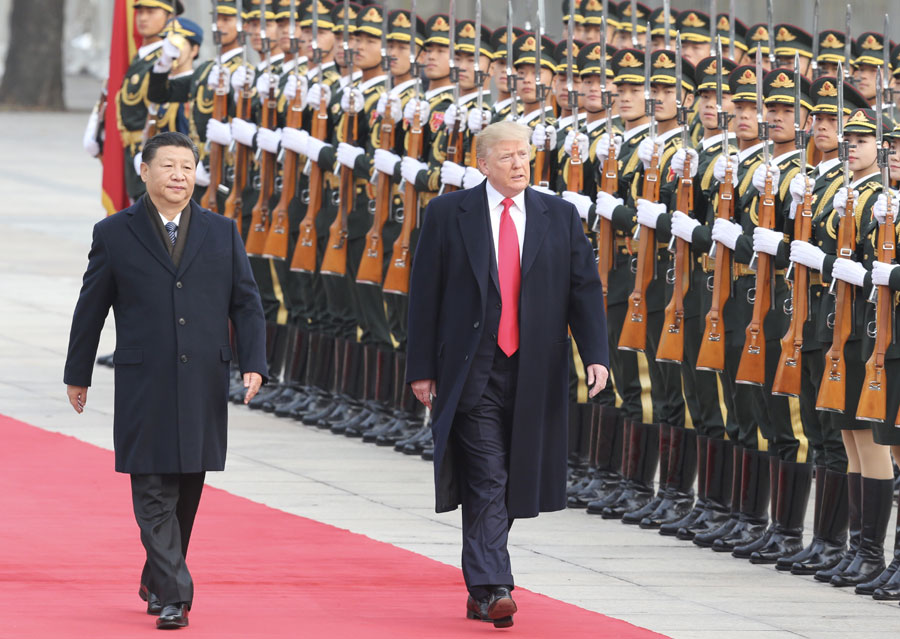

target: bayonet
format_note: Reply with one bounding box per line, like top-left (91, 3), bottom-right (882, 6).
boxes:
top-left (630, 0), bottom-right (638, 48)
top-left (676, 33), bottom-right (686, 146)
top-left (381, 0), bottom-right (392, 95)
top-left (844, 4), bottom-right (852, 80)
top-left (261, 0), bottom-right (272, 76)
top-left (601, 0), bottom-right (611, 124)
top-left (884, 14), bottom-right (893, 122)
top-left (566, 0), bottom-right (579, 127)
top-left (288, 0), bottom-right (297, 59)
top-left (766, 0), bottom-right (775, 70)
top-left (811, 0), bottom-right (820, 78)
top-left (411, 0), bottom-right (421, 99)
top-left (663, 0), bottom-right (671, 52)
top-left (506, 0), bottom-right (518, 119)
top-left (313, 0), bottom-right (323, 86)
top-left (474, 0), bottom-right (484, 116)
top-left (536, 0), bottom-right (546, 130)
top-left (210, 0), bottom-right (222, 67)
top-left (729, 0), bottom-right (736, 61)
top-left (709, 0), bottom-right (716, 57)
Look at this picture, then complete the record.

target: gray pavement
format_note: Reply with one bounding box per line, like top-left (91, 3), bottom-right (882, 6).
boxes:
top-left (1, 109), bottom-right (899, 638)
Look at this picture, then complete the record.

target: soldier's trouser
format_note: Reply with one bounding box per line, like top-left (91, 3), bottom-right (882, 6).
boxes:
top-left (645, 308), bottom-right (686, 428)
top-left (605, 302), bottom-right (646, 422)
top-left (348, 235), bottom-right (394, 350)
top-left (683, 311), bottom-right (727, 439)
top-left (801, 346), bottom-right (848, 471)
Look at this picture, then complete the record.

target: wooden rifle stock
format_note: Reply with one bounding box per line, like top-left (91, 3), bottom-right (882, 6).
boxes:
top-left (772, 185), bottom-right (813, 396)
top-left (817, 189), bottom-right (856, 413)
top-left (443, 122), bottom-right (465, 194)
top-left (535, 127), bottom-right (552, 188)
top-left (290, 92), bottom-right (329, 273)
top-left (618, 145), bottom-right (661, 352)
top-left (697, 161), bottom-right (735, 372)
top-left (201, 72), bottom-right (229, 213)
top-left (858, 205), bottom-right (895, 421)
top-left (596, 146), bottom-right (618, 312)
top-left (356, 110), bottom-right (397, 285)
top-left (245, 87), bottom-right (278, 256)
top-left (383, 108), bottom-right (424, 295)
top-left (320, 108), bottom-right (358, 276)
top-left (656, 162), bottom-right (693, 364)
top-left (223, 90), bottom-right (252, 235)
top-left (262, 89), bottom-right (304, 260)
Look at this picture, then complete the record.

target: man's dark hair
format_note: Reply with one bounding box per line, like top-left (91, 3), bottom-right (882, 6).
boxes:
top-left (142, 131), bottom-right (200, 166)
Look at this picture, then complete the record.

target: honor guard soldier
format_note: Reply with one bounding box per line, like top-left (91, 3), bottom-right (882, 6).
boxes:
top-left (581, 0), bottom-right (613, 45)
top-left (648, 6), bottom-right (679, 53)
top-left (853, 32), bottom-right (890, 107)
top-left (151, 18), bottom-right (204, 140)
top-left (816, 30), bottom-right (850, 78)
top-left (613, 1), bottom-right (649, 50)
top-left (773, 24), bottom-right (814, 79)
top-left (488, 26), bottom-right (525, 123)
top-left (716, 13), bottom-right (748, 66)
top-left (746, 24), bottom-right (774, 74)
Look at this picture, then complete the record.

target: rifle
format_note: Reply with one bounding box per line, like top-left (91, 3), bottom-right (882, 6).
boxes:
top-left (619, 40), bottom-right (658, 353)
top-left (592, 0), bottom-right (615, 311)
top-left (506, 1), bottom-right (519, 121)
top-left (564, 1), bottom-right (582, 195)
top-left (817, 63), bottom-right (854, 413)
top-left (858, 64), bottom-right (894, 422)
top-left (469, 0), bottom-right (484, 170)
top-left (223, 12), bottom-right (251, 234)
top-left (533, 0), bottom-right (552, 188)
top-left (245, 0), bottom-right (277, 256)
top-left (383, 8), bottom-right (424, 296)
top-left (728, 0), bottom-right (736, 62)
top-left (262, 0), bottom-right (300, 260)
top-left (441, 0), bottom-right (463, 195)
top-left (765, 0), bottom-right (775, 71)
top-left (629, 0), bottom-right (638, 48)
top-left (708, 0), bottom-right (716, 57)
top-left (290, 0), bottom-right (328, 272)
top-left (657, 34), bottom-right (691, 364)
top-left (357, 2), bottom-right (395, 286)
top-left (773, 53), bottom-right (812, 397)
top-left (697, 37), bottom-right (734, 372)
top-left (202, 0), bottom-right (228, 213)
top-left (810, 0), bottom-right (820, 80)
top-left (320, 0), bottom-right (357, 276)
top-left (735, 48), bottom-right (773, 386)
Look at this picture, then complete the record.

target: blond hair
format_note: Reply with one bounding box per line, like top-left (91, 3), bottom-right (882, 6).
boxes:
top-left (476, 121), bottom-right (532, 160)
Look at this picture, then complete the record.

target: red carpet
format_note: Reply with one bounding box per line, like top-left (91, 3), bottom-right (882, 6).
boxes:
top-left (0, 415), bottom-right (668, 638)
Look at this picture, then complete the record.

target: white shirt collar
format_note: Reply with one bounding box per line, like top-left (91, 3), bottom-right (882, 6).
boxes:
top-left (389, 77), bottom-right (417, 96)
top-left (425, 85), bottom-right (454, 100)
top-left (139, 40), bottom-right (164, 60)
top-left (339, 69), bottom-right (363, 88)
top-left (484, 180), bottom-right (527, 264)
top-left (493, 96), bottom-right (513, 111)
top-left (485, 179), bottom-right (526, 215)
top-left (656, 127), bottom-right (680, 144)
top-left (622, 122), bottom-right (650, 142)
top-left (358, 74), bottom-right (387, 92)
top-left (256, 52), bottom-right (285, 71)
top-left (817, 157), bottom-right (841, 177)
top-left (170, 70), bottom-right (193, 79)
top-left (158, 211), bottom-right (182, 230)
top-left (738, 141), bottom-right (767, 162)
top-left (701, 132), bottom-right (736, 151)
top-left (281, 58), bottom-right (298, 74)
top-left (771, 149), bottom-right (800, 165)
top-left (585, 115), bottom-right (610, 134)
top-left (459, 90), bottom-right (490, 107)
top-left (851, 172), bottom-right (879, 189)
top-left (219, 47), bottom-right (242, 64)
top-left (306, 60), bottom-right (336, 80)
top-left (519, 106), bottom-right (554, 126)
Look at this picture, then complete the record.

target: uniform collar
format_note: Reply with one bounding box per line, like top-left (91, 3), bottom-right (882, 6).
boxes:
top-left (771, 149), bottom-right (800, 166)
top-left (738, 141), bottom-right (766, 162)
top-left (306, 60), bottom-right (336, 79)
top-left (390, 77), bottom-right (416, 96)
top-left (358, 74), bottom-right (387, 92)
top-left (138, 40), bottom-right (164, 59)
top-left (585, 115), bottom-right (609, 133)
top-left (257, 52), bottom-right (285, 71)
top-left (622, 122), bottom-right (650, 142)
top-left (425, 85), bottom-right (454, 100)
top-left (702, 132), bottom-right (735, 151)
top-left (219, 47), bottom-right (242, 64)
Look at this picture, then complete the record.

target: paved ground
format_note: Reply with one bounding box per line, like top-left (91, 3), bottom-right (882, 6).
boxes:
top-left (2, 108), bottom-right (899, 639)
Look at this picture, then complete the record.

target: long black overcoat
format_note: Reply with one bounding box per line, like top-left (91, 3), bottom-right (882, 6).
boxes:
top-left (406, 182), bottom-right (609, 518)
top-left (64, 199), bottom-right (267, 474)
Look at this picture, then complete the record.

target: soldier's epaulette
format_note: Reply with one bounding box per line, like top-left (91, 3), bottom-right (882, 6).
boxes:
top-left (815, 177), bottom-right (844, 220)
top-left (779, 166), bottom-right (802, 202)
top-left (738, 157), bottom-right (763, 197)
top-left (700, 154), bottom-right (718, 191)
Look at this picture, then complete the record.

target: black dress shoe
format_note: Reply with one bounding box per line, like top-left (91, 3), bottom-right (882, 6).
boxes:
top-left (487, 587), bottom-right (516, 628)
top-left (156, 603), bottom-right (189, 629)
top-left (466, 595), bottom-right (491, 622)
top-left (139, 584), bottom-right (164, 615)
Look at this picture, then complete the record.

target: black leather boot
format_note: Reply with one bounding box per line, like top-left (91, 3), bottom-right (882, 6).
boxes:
top-left (641, 426), bottom-right (697, 529)
top-left (776, 465), bottom-right (824, 571)
top-left (750, 460), bottom-right (813, 564)
top-left (567, 403), bottom-right (595, 492)
top-left (831, 476), bottom-right (892, 587)
top-left (272, 328), bottom-right (313, 415)
top-left (587, 418), bottom-right (632, 515)
top-left (621, 423), bottom-right (669, 524)
top-left (693, 442), bottom-right (741, 547)
top-left (816, 472), bottom-right (862, 582)
top-left (872, 492), bottom-right (900, 599)
top-left (376, 352), bottom-right (422, 445)
top-left (263, 324), bottom-right (302, 412)
top-left (791, 469), bottom-right (848, 575)
top-left (570, 406), bottom-right (622, 507)
top-left (602, 422), bottom-right (659, 520)
top-left (683, 438), bottom-right (734, 541)
top-left (712, 448), bottom-right (769, 553)
top-left (661, 434), bottom-right (707, 536)
top-left (248, 323), bottom-right (290, 409)
top-left (730, 452), bottom-right (779, 558)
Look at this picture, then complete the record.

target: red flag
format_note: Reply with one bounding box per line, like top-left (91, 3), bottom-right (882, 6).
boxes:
top-left (101, 0), bottom-right (142, 216)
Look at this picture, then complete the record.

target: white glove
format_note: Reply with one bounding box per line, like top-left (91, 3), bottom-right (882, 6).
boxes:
top-left (833, 187), bottom-right (853, 216)
top-left (753, 227), bottom-right (783, 256)
top-left (401, 156), bottom-right (427, 184)
top-left (376, 93), bottom-right (402, 121)
top-left (789, 172), bottom-right (812, 202)
top-left (194, 161), bottom-right (210, 187)
top-left (671, 148), bottom-right (699, 178)
top-left (637, 137), bottom-right (663, 169)
top-left (636, 198), bottom-right (666, 229)
top-left (713, 154), bottom-right (739, 185)
top-left (230, 65), bottom-right (249, 97)
top-left (206, 118), bottom-right (232, 146)
top-left (231, 117), bottom-right (258, 147)
top-left (133, 151), bottom-right (143, 176)
top-left (531, 185), bottom-right (556, 196)
top-left (872, 261), bottom-right (899, 286)
top-left (374, 148), bottom-right (401, 175)
top-left (82, 109), bottom-right (101, 157)
top-left (257, 127), bottom-right (281, 154)
top-left (671, 210), bottom-right (700, 242)
top-left (790, 240), bottom-right (826, 271)
top-left (256, 72), bottom-right (277, 97)
top-left (711, 218), bottom-right (742, 250)
top-left (872, 192), bottom-right (900, 225)
top-left (467, 108), bottom-right (492, 134)
top-left (595, 191), bottom-right (623, 220)
top-left (404, 98), bottom-right (430, 125)
top-left (306, 137), bottom-right (331, 163)
top-left (596, 134), bottom-right (622, 163)
top-left (337, 142), bottom-right (364, 168)
top-left (307, 82), bottom-right (333, 109)
top-left (282, 128), bottom-right (309, 155)
top-left (752, 162), bottom-right (781, 194)
top-left (282, 73), bottom-right (307, 104)
top-left (532, 124), bottom-right (558, 150)
top-left (440, 161), bottom-right (465, 187)
top-left (207, 64), bottom-right (231, 91)
top-left (832, 257), bottom-right (867, 287)
top-left (564, 131), bottom-right (590, 159)
top-left (444, 104), bottom-right (466, 131)
top-left (463, 166), bottom-right (485, 189)
top-left (152, 36), bottom-right (181, 73)
top-left (340, 87), bottom-right (365, 114)
top-left (563, 191), bottom-right (592, 221)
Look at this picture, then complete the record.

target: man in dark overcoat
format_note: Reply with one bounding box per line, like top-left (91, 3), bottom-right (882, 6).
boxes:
top-left (406, 120), bottom-right (609, 628)
top-left (64, 132), bottom-right (267, 630)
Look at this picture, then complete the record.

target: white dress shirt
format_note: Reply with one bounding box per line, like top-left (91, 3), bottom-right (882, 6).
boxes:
top-left (485, 179), bottom-right (526, 265)
top-left (159, 211), bottom-right (182, 236)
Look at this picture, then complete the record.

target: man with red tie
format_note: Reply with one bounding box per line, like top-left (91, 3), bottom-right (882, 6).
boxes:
top-left (406, 121), bottom-right (609, 628)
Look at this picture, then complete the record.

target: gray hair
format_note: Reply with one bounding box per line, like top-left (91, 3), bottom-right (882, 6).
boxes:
top-left (476, 121), bottom-right (532, 160)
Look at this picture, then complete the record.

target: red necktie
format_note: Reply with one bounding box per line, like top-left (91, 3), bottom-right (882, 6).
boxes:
top-left (497, 197), bottom-right (521, 356)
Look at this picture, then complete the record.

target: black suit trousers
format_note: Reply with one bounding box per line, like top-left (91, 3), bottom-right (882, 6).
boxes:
top-left (451, 347), bottom-right (518, 599)
top-left (132, 473), bottom-right (205, 607)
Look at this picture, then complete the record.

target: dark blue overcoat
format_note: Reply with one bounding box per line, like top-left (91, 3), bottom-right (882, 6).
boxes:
top-left (64, 199), bottom-right (267, 474)
top-left (406, 182), bottom-right (609, 518)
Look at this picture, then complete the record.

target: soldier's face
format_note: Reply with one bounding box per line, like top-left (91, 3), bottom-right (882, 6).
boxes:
top-left (477, 139), bottom-right (531, 197)
top-left (573, 23), bottom-right (586, 41)
top-left (135, 7), bottom-right (169, 39)
top-left (335, 32), bottom-right (347, 67)
top-left (140, 146), bottom-right (196, 210)
top-left (454, 52), bottom-right (489, 91)
top-left (650, 84), bottom-right (679, 121)
top-left (650, 36), bottom-right (666, 52)
top-left (847, 133), bottom-right (877, 174)
top-left (615, 82), bottom-right (645, 121)
top-left (890, 139), bottom-right (900, 181)
top-left (892, 74), bottom-right (900, 93)
top-left (612, 30), bottom-right (633, 49)
top-left (423, 44), bottom-right (450, 80)
top-left (854, 64), bottom-right (879, 100)
top-left (582, 75), bottom-right (607, 113)
top-left (553, 74), bottom-right (582, 110)
top-left (300, 27), bottom-right (335, 59)
top-left (276, 19), bottom-right (300, 53)
top-left (766, 103), bottom-right (801, 143)
top-left (245, 19), bottom-right (262, 52)
top-left (819, 61), bottom-right (840, 77)
top-left (492, 58), bottom-right (511, 94)
top-left (353, 33), bottom-right (382, 71)
top-left (216, 14), bottom-right (238, 46)
top-left (813, 113), bottom-right (838, 153)
top-left (583, 25), bottom-right (602, 43)
top-left (776, 55), bottom-right (811, 78)
top-left (681, 42), bottom-right (710, 67)
top-left (733, 101), bottom-right (759, 141)
top-left (698, 89), bottom-right (733, 130)
top-left (387, 41), bottom-right (412, 77)
top-left (516, 64), bottom-right (553, 105)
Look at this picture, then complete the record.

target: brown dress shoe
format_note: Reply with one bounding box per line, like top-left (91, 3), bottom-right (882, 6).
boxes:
top-left (487, 586), bottom-right (516, 628)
